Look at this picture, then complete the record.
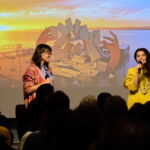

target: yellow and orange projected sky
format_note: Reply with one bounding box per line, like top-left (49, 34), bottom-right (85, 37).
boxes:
top-left (0, 0), bottom-right (150, 49)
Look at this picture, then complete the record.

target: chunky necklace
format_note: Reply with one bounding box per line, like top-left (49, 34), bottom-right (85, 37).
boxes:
top-left (139, 77), bottom-right (150, 94)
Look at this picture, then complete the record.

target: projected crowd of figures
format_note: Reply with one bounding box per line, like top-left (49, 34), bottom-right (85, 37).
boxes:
top-left (0, 18), bottom-right (131, 88)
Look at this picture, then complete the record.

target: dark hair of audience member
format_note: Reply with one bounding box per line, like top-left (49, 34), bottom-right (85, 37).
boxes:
top-left (16, 84), bottom-right (54, 140)
top-left (27, 83), bottom-right (54, 114)
top-left (128, 103), bottom-right (144, 119)
top-left (97, 92), bottom-right (112, 114)
top-left (0, 135), bottom-right (15, 150)
top-left (0, 114), bottom-right (14, 145)
top-left (40, 90), bottom-right (72, 149)
top-left (142, 101), bottom-right (150, 126)
top-left (35, 83), bottom-right (54, 103)
top-left (61, 97), bottom-right (102, 150)
top-left (95, 118), bottom-right (150, 150)
top-left (104, 95), bottom-right (128, 119)
top-left (79, 95), bottom-right (97, 108)
top-left (41, 90), bottom-right (71, 130)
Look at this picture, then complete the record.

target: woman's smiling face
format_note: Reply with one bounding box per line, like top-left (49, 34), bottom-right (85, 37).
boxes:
top-left (41, 50), bottom-right (52, 64)
top-left (136, 50), bottom-right (147, 65)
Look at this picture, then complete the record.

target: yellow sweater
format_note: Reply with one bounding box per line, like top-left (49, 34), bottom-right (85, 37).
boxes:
top-left (124, 67), bottom-right (150, 109)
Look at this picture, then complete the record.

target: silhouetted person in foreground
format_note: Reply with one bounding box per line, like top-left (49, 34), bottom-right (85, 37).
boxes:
top-left (17, 84), bottom-right (54, 140)
top-left (22, 90), bottom-right (72, 150)
top-left (97, 92), bottom-right (112, 114)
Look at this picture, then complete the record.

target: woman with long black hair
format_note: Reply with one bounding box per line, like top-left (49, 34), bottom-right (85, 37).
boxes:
top-left (124, 48), bottom-right (150, 109)
top-left (23, 44), bottom-right (54, 108)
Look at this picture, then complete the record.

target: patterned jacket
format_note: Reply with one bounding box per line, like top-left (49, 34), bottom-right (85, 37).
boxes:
top-left (22, 63), bottom-right (53, 106)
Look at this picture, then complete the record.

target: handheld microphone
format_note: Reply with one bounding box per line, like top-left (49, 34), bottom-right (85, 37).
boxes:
top-left (45, 74), bottom-right (49, 79)
top-left (138, 61), bottom-right (142, 74)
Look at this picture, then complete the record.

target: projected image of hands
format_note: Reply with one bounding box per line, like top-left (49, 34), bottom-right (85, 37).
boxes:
top-left (36, 18), bottom-right (130, 87)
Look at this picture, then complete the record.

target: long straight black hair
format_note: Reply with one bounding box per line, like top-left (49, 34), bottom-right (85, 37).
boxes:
top-left (134, 48), bottom-right (150, 77)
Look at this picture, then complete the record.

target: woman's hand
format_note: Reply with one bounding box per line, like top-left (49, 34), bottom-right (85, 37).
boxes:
top-left (44, 78), bottom-right (52, 84)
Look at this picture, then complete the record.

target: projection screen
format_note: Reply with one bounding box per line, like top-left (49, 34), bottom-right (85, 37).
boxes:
top-left (0, 0), bottom-right (150, 117)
